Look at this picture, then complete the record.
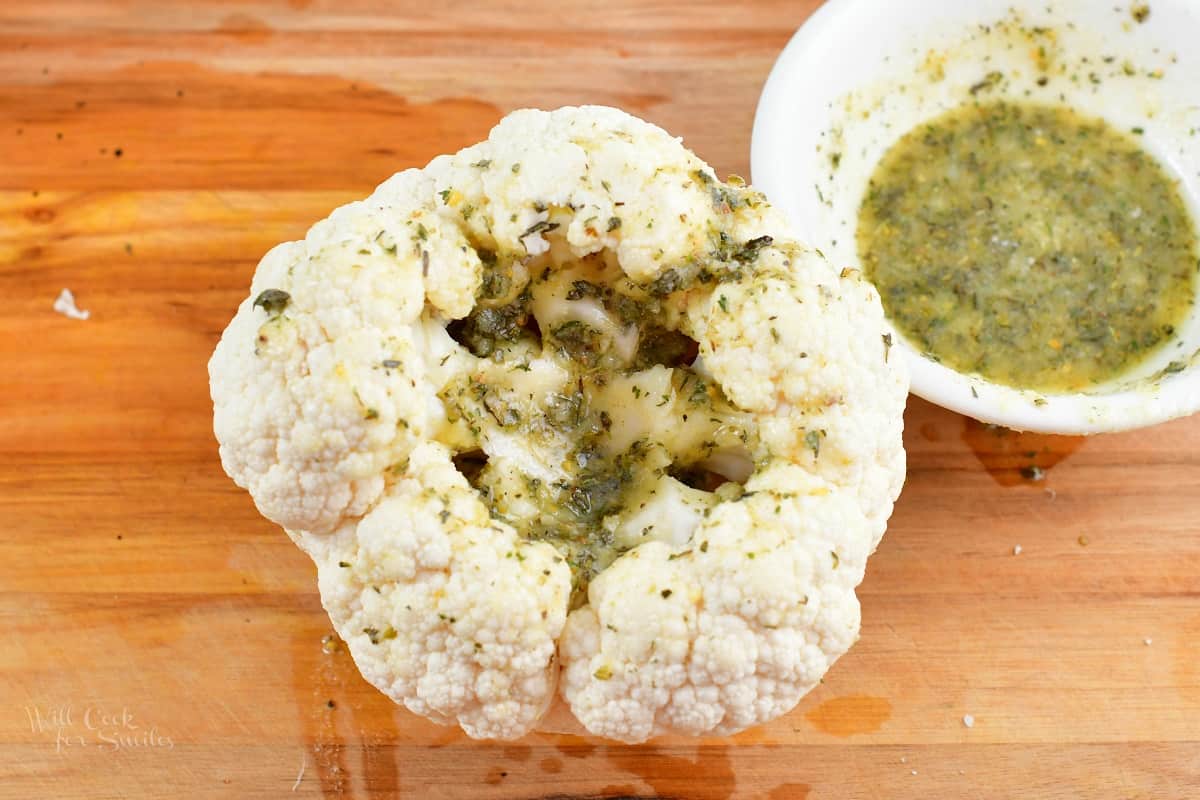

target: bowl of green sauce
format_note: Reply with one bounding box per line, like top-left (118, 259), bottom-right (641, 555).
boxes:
top-left (752, 0), bottom-right (1200, 433)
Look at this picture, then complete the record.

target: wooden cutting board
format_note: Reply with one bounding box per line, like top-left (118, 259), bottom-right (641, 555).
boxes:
top-left (2, 2), bottom-right (1198, 797)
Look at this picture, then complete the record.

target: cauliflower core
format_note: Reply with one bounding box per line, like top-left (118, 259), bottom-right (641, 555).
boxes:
top-left (209, 106), bottom-right (907, 743)
top-left (439, 251), bottom-right (761, 608)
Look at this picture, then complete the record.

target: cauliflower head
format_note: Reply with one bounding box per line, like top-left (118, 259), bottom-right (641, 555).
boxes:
top-left (209, 105), bottom-right (907, 742)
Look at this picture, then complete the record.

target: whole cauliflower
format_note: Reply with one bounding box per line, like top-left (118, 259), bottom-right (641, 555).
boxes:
top-left (209, 106), bottom-right (907, 742)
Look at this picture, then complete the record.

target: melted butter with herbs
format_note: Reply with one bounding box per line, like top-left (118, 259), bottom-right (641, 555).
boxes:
top-left (857, 100), bottom-right (1198, 392)
top-left (439, 249), bottom-right (758, 606)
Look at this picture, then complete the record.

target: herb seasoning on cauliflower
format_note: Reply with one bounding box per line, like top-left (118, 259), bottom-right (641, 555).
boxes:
top-left (209, 105), bottom-right (908, 742)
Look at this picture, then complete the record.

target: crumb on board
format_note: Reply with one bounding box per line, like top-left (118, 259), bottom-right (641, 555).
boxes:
top-left (1144, 638), bottom-right (1153, 646)
top-left (292, 753), bottom-right (305, 792)
top-left (1013, 544), bottom-right (1023, 555)
top-left (53, 288), bottom-right (90, 320)
top-left (1078, 534), bottom-right (1090, 547)
top-left (963, 714), bottom-right (975, 728)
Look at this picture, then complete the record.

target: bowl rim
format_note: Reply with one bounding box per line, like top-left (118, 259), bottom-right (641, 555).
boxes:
top-left (749, 0), bottom-right (1200, 435)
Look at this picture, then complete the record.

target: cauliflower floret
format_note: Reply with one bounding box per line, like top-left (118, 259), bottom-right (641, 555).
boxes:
top-left (700, 249), bottom-right (908, 546)
top-left (560, 468), bottom-right (867, 742)
top-left (209, 105), bottom-right (908, 742)
top-left (211, 202), bottom-right (481, 534)
top-left (303, 442), bottom-right (570, 740)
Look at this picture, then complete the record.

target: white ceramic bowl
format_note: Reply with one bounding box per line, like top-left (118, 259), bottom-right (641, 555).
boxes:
top-left (752, 0), bottom-right (1200, 433)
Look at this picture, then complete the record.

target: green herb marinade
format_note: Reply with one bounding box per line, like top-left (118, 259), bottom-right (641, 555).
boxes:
top-left (857, 100), bottom-right (1197, 392)
top-left (441, 214), bottom-right (770, 605)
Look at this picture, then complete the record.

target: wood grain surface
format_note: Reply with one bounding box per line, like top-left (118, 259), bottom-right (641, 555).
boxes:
top-left (2, 1), bottom-right (1198, 798)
